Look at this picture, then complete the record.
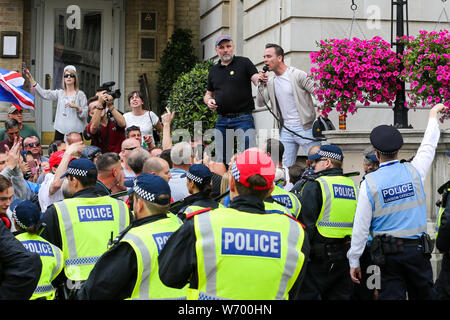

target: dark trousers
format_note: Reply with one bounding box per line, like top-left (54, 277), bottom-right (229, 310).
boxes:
top-left (434, 254), bottom-right (450, 300)
top-left (352, 246), bottom-right (377, 300)
top-left (379, 245), bottom-right (435, 300)
top-left (54, 130), bottom-right (65, 142)
top-left (297, 257), bottom-right (353, 300)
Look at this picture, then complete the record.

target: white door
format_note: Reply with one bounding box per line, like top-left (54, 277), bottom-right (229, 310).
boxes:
top-left (34, 0), bottom-right (119, 135)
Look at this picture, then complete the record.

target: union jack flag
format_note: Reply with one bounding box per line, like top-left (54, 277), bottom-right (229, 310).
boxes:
top-left (0, 69), bottom-right (34, 111)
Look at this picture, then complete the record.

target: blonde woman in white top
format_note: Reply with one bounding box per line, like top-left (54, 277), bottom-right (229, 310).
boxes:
top-left (23, 65), bottom-right (88, 141)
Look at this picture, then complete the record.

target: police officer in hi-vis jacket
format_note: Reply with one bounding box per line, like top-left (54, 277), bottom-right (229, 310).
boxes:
top-left (40, 158), bottom-right (131, 299)
top-left (158, 148), bottom-right (309, 300)
top-left (78, 173), bottom-right (187, 300)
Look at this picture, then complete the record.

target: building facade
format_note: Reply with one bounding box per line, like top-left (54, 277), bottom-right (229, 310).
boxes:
top-left (0, 0), bottom-right (201, 144)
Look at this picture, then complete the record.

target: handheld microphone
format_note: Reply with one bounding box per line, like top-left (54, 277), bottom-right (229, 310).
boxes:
top-left (259, 65), bottom-right (269, 84)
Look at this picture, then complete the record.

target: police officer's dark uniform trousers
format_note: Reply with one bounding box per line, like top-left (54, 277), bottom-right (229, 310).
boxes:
top-left (435, 181), bottom-right (450, 299)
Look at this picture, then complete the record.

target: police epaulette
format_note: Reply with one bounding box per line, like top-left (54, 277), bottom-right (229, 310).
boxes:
top-left (284, 213), bottom-right (306, 229)
top-left (305, 174), bottom-right (319, 181)
top-left (400, 157), bottom-right (414, 163)
top-left (186, 207), bottom-right (211, 219)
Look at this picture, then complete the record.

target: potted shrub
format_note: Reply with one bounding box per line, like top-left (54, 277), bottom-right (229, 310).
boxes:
top-left (166, 59), bottom-right (216, 139)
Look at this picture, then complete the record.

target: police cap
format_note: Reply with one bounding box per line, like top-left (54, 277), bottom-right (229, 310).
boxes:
top-left (184, 164), bottom-right (212, 185)
top-left (11, 200), bottom-right (41, 229)
top-left (61, 158), bottom-right (98, 178)
top-left (308, 144), bottom-right (344, 162)
top-left (127, 173), bottom-right (171, 205)
top-left (370, 125), bottom-right (403, 154)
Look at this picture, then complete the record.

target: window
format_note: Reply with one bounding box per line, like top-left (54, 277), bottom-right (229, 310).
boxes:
top-left (140, 36), bottom-right (156, 61)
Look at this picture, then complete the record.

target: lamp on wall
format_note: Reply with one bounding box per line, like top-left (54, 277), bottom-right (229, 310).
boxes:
top-left (1, 31), bottom-right (20, 58)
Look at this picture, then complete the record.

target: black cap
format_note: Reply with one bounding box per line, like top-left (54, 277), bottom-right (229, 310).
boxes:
top-left (370, 125), bottom-right (403, 154)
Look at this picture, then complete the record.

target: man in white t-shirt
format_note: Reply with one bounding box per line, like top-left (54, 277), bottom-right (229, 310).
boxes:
top-left (38, 142), bottom-right (83, 212)
top-left (256, 43), bottom-right (320, 168)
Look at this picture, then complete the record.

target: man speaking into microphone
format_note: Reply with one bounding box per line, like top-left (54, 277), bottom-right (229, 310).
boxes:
top-left (256, 43), bottom-right (320, 168)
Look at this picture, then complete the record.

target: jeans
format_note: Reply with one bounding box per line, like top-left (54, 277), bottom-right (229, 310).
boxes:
top-left (280, 125), bottom-right (320, 168)
top-left (214, 114), bottom-right (256, 164)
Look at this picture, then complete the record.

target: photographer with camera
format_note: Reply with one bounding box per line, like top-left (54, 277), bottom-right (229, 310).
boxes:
top-left (85, 87), bottom-right (126, 154)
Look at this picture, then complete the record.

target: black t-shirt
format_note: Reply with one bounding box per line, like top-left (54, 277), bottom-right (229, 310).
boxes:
top-left (207, 56), bottom-right (258, 115)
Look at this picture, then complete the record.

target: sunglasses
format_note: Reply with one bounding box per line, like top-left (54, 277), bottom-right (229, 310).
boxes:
top-left (64, 74), bottom-right (76, 78)
top-left (26, 142), bottom-right (40, 147)
top-left (124, 147), bottom-right (137, 151)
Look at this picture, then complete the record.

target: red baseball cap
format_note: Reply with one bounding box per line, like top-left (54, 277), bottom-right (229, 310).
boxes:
top-left (48, 150), bottom-right (65, 170)
top-left (231, 148), bottom-right (275, 190)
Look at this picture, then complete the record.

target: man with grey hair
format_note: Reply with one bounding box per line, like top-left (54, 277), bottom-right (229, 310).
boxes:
top-left (169, 142), bottom-right (193, 202)
top-left (203, 35), bottom-right (262, 166)
top-left (127, 147), bottom-right (150, 176)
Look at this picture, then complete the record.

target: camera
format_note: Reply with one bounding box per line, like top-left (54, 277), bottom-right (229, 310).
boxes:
top-left (98, 81), bottom-right (121, 100)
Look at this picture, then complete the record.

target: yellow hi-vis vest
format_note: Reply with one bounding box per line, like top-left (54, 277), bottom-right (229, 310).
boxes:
top-left (121, 215), bottom-right (187, 300)
top-left (264, 200), bottom-right (292, 216)
top-left (190, 207), bottom-right (306, 300)
top-left (315, 175), bottom-right (358, 238)
top-left (270, 185), bottom-right (301, 218)
top-left (435, 187), bottom-right (450, 239)
top-left (54, 196), bottom-right (130, 281)
top-left (16, 233), bottom-right (64, 300)
top-left (183, 203), bottom-right (224, 216)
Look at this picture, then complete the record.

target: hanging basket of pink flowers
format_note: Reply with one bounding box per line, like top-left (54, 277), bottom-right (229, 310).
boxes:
top-left (399, 29), bottom-right (450, 122)
top-left (310, 36), bottom-right (402, 117)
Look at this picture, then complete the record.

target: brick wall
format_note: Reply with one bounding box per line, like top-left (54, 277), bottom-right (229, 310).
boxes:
top-left (0, 0), bottom-right (33, 125)
top-left (0, 0), bottom-right (24, 72)
top-left (124, 0), bottom-right (200, 115)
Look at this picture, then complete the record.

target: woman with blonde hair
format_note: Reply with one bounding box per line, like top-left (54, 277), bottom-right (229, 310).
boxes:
top-left (24, 65), bottom-right (88, 141)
